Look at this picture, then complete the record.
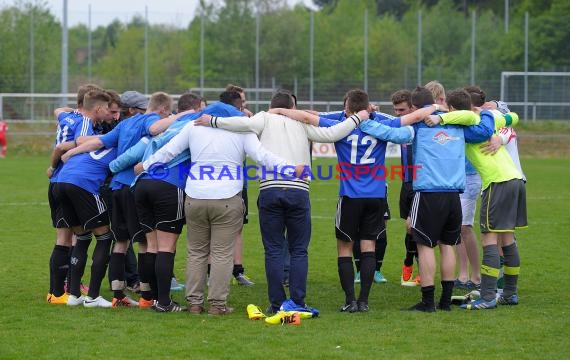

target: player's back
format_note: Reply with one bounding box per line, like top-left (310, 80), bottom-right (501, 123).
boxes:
top-left (412, 122), bottom-right (466, 192)
top-left (335, 124), bottom-right (390, 199)
top-left (55, 111), bottom-right (92, 145)
top-left (57, 148), bottom-right (117, 194)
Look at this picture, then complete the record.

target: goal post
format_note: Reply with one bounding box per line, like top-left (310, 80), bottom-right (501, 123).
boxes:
top-left (500, 71), bottom-right (570, 121)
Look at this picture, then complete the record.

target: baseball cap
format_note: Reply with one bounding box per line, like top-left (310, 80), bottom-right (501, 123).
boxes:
top-left (120, 91), bottom-right (148, 109)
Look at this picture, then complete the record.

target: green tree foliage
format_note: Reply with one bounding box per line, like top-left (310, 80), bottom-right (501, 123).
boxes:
top-left (0, 0), bottom-right (568, 102)
top-left (0, 2), bottom-right (60, 92)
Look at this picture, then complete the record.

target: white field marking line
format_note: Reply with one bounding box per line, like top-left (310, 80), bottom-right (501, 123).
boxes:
top-left (4, 202), bottom-right (49, 206)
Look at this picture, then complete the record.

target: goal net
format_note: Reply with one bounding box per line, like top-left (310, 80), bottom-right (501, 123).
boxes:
top-left (500, 71), bottom-right (570, 121)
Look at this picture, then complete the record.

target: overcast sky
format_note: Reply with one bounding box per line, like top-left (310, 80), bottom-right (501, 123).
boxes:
top-left (14, 0), bottom-right (316, 28)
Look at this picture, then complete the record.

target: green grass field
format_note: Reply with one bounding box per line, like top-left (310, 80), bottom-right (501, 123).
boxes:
top-left (1, 155), bottom-right (569, 359)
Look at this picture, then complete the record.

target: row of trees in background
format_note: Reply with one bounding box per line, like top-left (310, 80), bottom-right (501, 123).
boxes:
top-left (1, 0), bottom-right (569, 102)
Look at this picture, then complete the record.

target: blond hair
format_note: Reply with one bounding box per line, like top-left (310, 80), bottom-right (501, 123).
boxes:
top-left (424, 80), bottom-right (446, 104)
top-left (148, 92), bottom-right (172, 112)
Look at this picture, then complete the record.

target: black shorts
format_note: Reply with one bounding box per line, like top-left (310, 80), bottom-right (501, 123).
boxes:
top-left (335, 196), bottom-right (386, 242)
top-left (383, 186), bottom-right (391, 220)
top-left (134, 179), bottom-right (185, 234)
top-left (242, 188), bottom-right (249, 224)
top-left (48, 182), bottom-right (64, 228)
top-left (480, 179), bottom-right (527, 233)
top-left (54, 182), bottom-right (110, 231)
top-left (410, 192), bottom-right (461, 248)
top-left (111, 186), bottom-right (145, 242)
top-left (399, 181), bottom-right (415, 219)
top-left (99, 177), bottom-right (113, 217)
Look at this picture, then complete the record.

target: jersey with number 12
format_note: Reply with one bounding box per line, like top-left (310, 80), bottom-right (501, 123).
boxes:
top-left (319, 114), bottom-right (401, 198)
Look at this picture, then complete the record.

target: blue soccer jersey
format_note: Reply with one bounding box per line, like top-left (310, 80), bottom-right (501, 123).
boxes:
top-left (319, 114), bottom-right (402, 198)
top-left (55, 110), bottom-right (93, 145)
top-left (100, 112), bottom-right (160, 189)
top-left (411, 122), bottom-right (465, 192)
top-left (56, 147), bottom-right (117, 194)
top-left (51, 111), bottom-right (94, 183)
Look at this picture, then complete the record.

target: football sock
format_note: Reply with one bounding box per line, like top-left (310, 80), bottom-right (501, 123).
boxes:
top-left (358, 252), bottom-right (375, 303)
top-left (52, 245), bottom-right (71, 296)
top-left (497, 256), bottom-right (505, 289)
top-left (404, 233), bottom-right (416, 266)
top-left (146, 252), bottom-right (158, 301)
top-left (502, 242), bottom-right (520, 298)
top-left (421, 285), bottom-right (435, 309)
top-left (138, 253), bottom-right (152, 301)
top-left (338, 256), bottom-right (355, 303)
top-left (125, 244), bottom-right (139, 286)
top-left (69, 234), bottom-right (92, 297)
top-left (438, 280), bottom-right (454, 310)
top-left (49, 249), bottom-right (55, 293)
top-left (109, 252), bottom-right (127, 299)
top-left (233, 264), bottom-right (245, 277)
top-left (156, 252), bottom-right (175, 306)
top-left (480, 244), bottom-right (500, 301)
top-left (376, 232), bottom-right (387, 271)
top-left (66, 245), bottom-right (74, 288)
top-left (88, 232), bottom-right (112, 298)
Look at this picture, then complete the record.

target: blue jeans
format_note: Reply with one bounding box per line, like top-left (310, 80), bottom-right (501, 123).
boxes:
top-left (258, 188), bottom-right (311, 310)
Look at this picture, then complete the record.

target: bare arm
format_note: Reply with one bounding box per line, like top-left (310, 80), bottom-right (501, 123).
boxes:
top-left (400, 105), bottom-right (439, 126)
top-left (50, 140), bottom-right (76, 168)
top-left (54, 107), bottom-right (75, 119)
top-left (61, 137), bottom-right (104, 163)
top-left (149, 109), bottom-right (196, 136)
top-left (76, 135), bottom-right (100, 145)
top-left (480, 135), bottom-right (502, 155)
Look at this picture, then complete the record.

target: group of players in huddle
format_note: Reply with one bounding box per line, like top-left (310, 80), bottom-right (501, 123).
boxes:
top-left (45, 80), bottom-right (525, 315)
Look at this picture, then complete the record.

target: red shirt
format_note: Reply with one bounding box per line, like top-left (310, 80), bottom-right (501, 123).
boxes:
top-left (0, 121), bottom-right (7, 135)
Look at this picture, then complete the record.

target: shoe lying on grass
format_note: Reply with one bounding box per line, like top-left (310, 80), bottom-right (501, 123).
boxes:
top-left (247, 304), bottom-right (265, 320)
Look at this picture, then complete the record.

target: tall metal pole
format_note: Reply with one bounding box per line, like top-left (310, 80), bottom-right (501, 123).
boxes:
top-left (88, 4), bottom-right (92, 81)
top-left (144, 5), bottom-right (149, 94)
top-left (470, 10), bottom-right (476, 85)
top-left (363, 9), bottom-right (368, 92)
top-left (524, 11), bottom-right (529, 121)
top-left (199, 14), bottom-right (204, 96)
top-left (30, 4), bottom-right (35, 119)
top-left (505, 0), bottom-right (509, 34)
top-left (255, 12), bottom-right (260, 112)
top-left (310, 11), bottom-right (314, 109)
top-left (61, 0), bottom-right (68, 106)
top-left (294, 76), bottom-right (298, 100)
top-left (417, 10), bottom-right (422, 85)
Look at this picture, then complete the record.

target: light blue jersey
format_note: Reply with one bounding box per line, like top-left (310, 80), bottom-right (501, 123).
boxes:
top-left (100, 112), bottom-right (160, 190)
top-left (411, 122), bottom-right (465, 192)
top-left (109, 102), bottom-right (244, 189)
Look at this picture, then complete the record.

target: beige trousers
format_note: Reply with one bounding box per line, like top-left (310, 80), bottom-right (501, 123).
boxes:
top-left (184, 194), bottom-right (243, 307)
